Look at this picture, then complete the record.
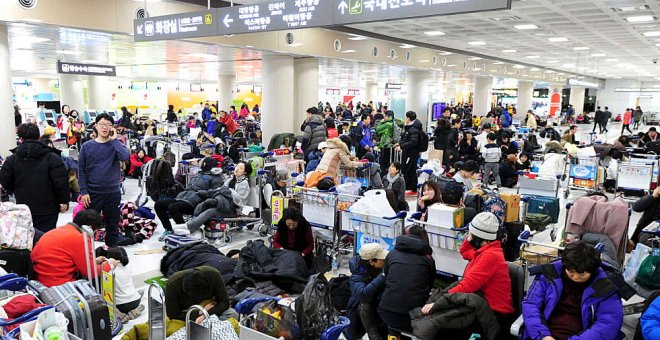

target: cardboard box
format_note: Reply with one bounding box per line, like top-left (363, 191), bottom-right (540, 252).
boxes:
top-left (427, 204), bottom-right (465, 229)
top-left (428, 149), bottom-right (444, 162)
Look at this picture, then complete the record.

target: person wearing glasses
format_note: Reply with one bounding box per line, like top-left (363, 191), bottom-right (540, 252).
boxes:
top-left (78, 113), bottom-right (130, 247)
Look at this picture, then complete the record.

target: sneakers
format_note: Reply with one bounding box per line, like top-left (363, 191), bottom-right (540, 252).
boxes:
top-left (158, 230), bottom-right (170, 242)
top-left (405, 190), bottom-right (418, 196)
top-left (172, 223), bottom-right (190, 236)
top-left (189, 229), bottom-right (203, 240)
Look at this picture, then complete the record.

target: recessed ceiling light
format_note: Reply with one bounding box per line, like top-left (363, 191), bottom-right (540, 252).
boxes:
top-left (643, 31), bottom-right (660, 37)
top-left (493, 62), bottom-right (505, 65)
top-left (513, 65), bottom-right (526, 69)
top-left (424, 31), bottom-right (445, 36)
top-left (438, 51), bottom-right (453, 55)
top-left (287, 43), bottom-right (304, 47)
top-left (468, 57), bottom-right (482, 60)
top-left (591, 53), bottom-right (606, 57)
top-left (526, 55), bottom-right (540, 59)
top-left (573, 46), bottom-right (590, 50)
top-left (468, 41), bottom-right (486, 46)
top-left (246, 45), bottom-right (254, 48)
top-left (348, 35), bottom-right (367, 41)
top-left (419, 59), bottom-right (430, 63)
top-left (446, 64), bottom-right (456, 67)
top-left (502, 49), bottom-right (517, 53)
top-left (514, 24), bottom-right (539, 30)
top-left (548, 37), bottom-right (568, 42)
top-left (341, 50), bottom-right (357, 53)
top-left (626, 15), bottom-right (656, 22)
top-left (399, 44), bottom-right (415, 49)
top-left (614, 5), bottom-right (650, 12)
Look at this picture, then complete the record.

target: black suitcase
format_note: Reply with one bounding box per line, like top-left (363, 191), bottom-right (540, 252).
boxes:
top-left (0, 248), bottom-right (32, 278)
top-left (502, 221), bottom-right (524, 262)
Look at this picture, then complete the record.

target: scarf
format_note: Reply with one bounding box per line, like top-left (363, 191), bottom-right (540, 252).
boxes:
top-left (385, 173), bottom-right (400, 190)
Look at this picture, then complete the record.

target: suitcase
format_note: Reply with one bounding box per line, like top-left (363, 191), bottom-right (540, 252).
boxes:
top-left (527, 196), bottom-right (560, 223)
top-left (502, 221), bottom-right (524, 262)
top-left (501, 193), bottom-right (521, 223)
top-left (163, 234), bottom-right (199, 251)
top-left (0, 248), bottom-right (32, 278)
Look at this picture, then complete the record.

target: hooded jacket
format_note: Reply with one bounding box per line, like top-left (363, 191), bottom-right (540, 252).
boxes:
top-left (521, 261), bottom-right (623, 340)
top-left (449, 240), bottom-right (514, 314)
top-left (344, 255), bottom-right (386, 340)
top-left (303, 114), bottom-right (327, 154)
top-left (315, 138), bottom-right (363, 178)
top-left (0, 141), bottom-right (69, 215)
top-left (379, 235), bottom-right (435, 315)
top-left (400, 119), bottom-right (424, 154)
top-left (305, 149), bottom-right (323, 173)
top-left (175, 172), bottom-right (224, 207)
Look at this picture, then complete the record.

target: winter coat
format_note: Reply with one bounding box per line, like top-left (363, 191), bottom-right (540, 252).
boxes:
top-left (458, 138), bottom-right (479, 160)
top-left (160, 241), bottom-right (238, 284)
top-left (344, 256), bottom-right (386, 340)
top-left (631, 194), bottom-right (660, 243)
top-left (500, 111), bottom-right (512, 128)
top-left (225, 176), bottom-right (250, 210)
top-left (379, 235), bottom-right (435, 315)
top-left (642, 133), bottom-right (659, 146)
top-left (233, 240), bottom-right (309, 291)
top-left (641, 295), bottom-right (660, 340)
top-left (303, 114), bottom-right (327, 154)
top-left (449, 240), bottom-right (514, 315)
top-left (129, 153), bottom-right (153, 175)
top-left (220, 115), bottom-right (238, 135)
top-left (272, 216), bottom-right (314, 257)
top-left (561, 132), bottom-right (577, 145)
top-left (500, 160), bottom-right (518, 188)
top-left (481, 143), bottom-right (502, 163)
top-left (375, 120), bottom-right (395, 148)
top-left (540, 128), bottom-right (561, 141)
top-left (357, 121), bottom-right (374, 151)
top-left (315, 138), bottom-right (363, 179)
top-left (400, 120), bottom-right (424, 154)
top-left (526, 113), bottom-right (538, 129)
top-left (382, 173), bottom-right (406, 206)
top-left (186, 186), bottom-right (236, 230)
top-left (175, 172), bottom-right (224, 207)
top-left (521, 261), bottom-right (623, 340)
top-left (410, 291), bottom-right (500, 340)
top-left (305, 150), bottom-right (323, 173)
top-left (633, 109), bottom-right (643, 122)
top-left (433, 124), bottom-right (452, 150)
top-left (538, 153), bottom-right (565, 178)
top-left (622, 111), bottom-right (632, 125)
top-left (0, 141), bottom-right (69, 215)
top-left (500, 142), bottom-right (519, 158)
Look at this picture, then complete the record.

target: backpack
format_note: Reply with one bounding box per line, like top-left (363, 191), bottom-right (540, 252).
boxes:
top-left (418, 130), bottom-right (429, 152)
top-left (645, 140), bottom-right (660, 154)
top-left (328, 275), bottom-right (351, 314)
top-left (481, 190), bottom-right (505, 225)
top-left (349, 124), bottom-right (364, 150)
top-left (295, 273), bottom-right (337, 339)
top-left (145, 159), bottom-right (183, 201)
top-left (464, 192), bottom-right (484, 212)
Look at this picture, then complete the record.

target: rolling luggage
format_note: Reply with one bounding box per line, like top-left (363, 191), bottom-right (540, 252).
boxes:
top-left (527, 196), bottom-right (560, 223)
top-left (500, 193), bottom-right (521, 223)
top-left (0, 248), bottom-right (32, 278)
top-left (163, 234), bottom-right (199, 251)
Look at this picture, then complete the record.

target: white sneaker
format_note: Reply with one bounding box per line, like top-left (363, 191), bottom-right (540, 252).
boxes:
top-left (190, 229), bottom-right (203, 240)
top-left (172, 223), bottom-right (190, 236)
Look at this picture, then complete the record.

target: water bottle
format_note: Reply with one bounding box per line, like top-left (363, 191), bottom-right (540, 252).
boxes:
top-left (350, 146), bottom-right (356, 157)
top-left (331, 255), bottom-right (339, 276)
top-left (44, 326), bottom-right (65, 340)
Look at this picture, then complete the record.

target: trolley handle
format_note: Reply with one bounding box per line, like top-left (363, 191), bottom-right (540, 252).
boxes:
top-left (0, 273), bottom-right (19, 284)
top-left (291, 172), bottom-right (299, 178)
top-left (0, 306), bottom-right (54, 327)
top-left (257, 169), bottom-right (269, 176)
top-left (260, 152), bottom-right (274, 157)
top-left (383, 211), bottom-right (408, 220)
top-left (235, 297), bottom-right (279, 315)
top-left (518, 230), bottom-right (605, 253)
top-left (416, 169), bottom-right (435, 175)
top-left (407, 214), bottom-right (468, 232)
top-left (0, 277), bottom-right (28, 292)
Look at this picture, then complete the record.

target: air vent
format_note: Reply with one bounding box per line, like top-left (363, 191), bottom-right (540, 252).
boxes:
top-left (285, 32), bottom-right (294, 45)
top-left (17, 0), bottom-right (37, 10)
top-left (135, 7), bottom-right (149, 19)
top-left (333, 39), bottom-right (341, 52)
top-left (372, 47), bottom-right (379, 57)
top-left (489, 15), bottom-right (521, 22)
top-left (389, 49), bottom-right (397, 59)
top-left (432, 56), bottom-right (438, 65)
top-left (405, 51), bottom-right (412, 62)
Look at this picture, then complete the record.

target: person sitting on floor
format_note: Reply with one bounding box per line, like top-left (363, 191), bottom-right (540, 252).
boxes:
top-left (128, 149), bottom-right (153, 179)
top-left (417, 181), bottom-right (443, 222)
top-left (631, 186), bottom-right (660, 244)
top-left (521, 241), bottom-right (623, 340)
top-left (423, 212), bottom-right (514, 338)
top-left (516, 152), bottom-right (532, 172)
top-left (272, 208), bottom-right (314, 265)
top-left (165, 266), bottom-right (235, 322)
top-left (500, 154), bottom-right (519, 188)
top-left (95, 246), bottom-right (144, 323)
top-left (382, 162), bottom-right (407, 211)
top-left (344, 243), bottom-right (389, 340)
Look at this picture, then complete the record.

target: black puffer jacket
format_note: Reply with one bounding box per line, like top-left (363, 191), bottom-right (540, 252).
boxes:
top-left (379, 235), bottom-right (435, 315)
top-left (400, 120), bottom-right (424, 154)
top-left (160, 241), bottom-right (237, 283)
top-left (175, 172), bottom-right (224, 207)
top-left (631, 194), bottom-right (660, 243)
top-left (433, 124), bottom-right (452, 150)
top-left (0, 141), bottom-right (69, 215)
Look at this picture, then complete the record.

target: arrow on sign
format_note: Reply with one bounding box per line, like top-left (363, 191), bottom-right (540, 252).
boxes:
top-left (223, 14), bottom-right (234, 28)
top-left (338, 1), bottom-right (348, 15)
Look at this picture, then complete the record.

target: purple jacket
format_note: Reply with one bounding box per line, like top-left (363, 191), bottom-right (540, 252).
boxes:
top-left (521, 261), bottom-right (622, 340)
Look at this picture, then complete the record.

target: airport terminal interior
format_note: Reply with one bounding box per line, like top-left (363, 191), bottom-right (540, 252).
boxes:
top-left (3, 0), bottom-right (660, 339)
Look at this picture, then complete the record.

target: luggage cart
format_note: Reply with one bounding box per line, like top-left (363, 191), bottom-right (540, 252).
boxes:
top-left (615, 161), bottom-right (655, 200)
top-left (408, 213), bottom-right (468, 279)
top-left (343, 210), bottom-right (407, 255)
top-left (629, 153), bottom-right (660, 190)
top-left (517, 173), bottom-right (561, 197)
top-left (148, 284), bottom-right (167, 340)
top-left (298, 187), bottom-right (338, 232)
top-left (185, 305), bottom-right (212, 339)
top-left (565, 155), bottom-right (601, 198)
top-left (339, 163), bottom-right (373, 189)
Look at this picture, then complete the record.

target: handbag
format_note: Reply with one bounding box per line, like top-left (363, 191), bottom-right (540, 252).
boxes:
top-left (636, 242), bottom-right (660, 290)
top-left (0, 202), bottom-right (34, 250)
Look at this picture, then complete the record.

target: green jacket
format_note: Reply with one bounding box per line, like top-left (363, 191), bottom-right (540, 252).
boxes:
top-left (376, 120), bottom-right (395, 148)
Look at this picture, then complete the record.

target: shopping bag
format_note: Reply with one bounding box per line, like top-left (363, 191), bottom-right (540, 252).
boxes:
top-left (0, 202), bottom-right (34, 250)
top-left (636, 249), bottom-right (660, 290)
top-left (255, 299), bottom-right (299, 340)
top-left (624, 243), bottom-right (651, 284)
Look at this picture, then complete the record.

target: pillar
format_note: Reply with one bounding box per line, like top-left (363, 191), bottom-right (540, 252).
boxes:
top-left (294, 58), bottom-right (319, 128)
top-left (406, 70), bottom-right (431, 131)
top-left (59, 74), bottom-right (85, 112)
top-left (262, 54), bottom-right (295, 144)
top-left (218, 75), bottom-right (235, 111)
top-left (87, 76), bottom-right (110, 110)
top-left (0, 24), bottom-right (15, 157)
top-left (517, 80), bottom-right (534, 115)
top-left (473, 76), bottom-right (493, 116)
top-left (569, 86), bottom-right (586, 116)
top-left (446, 85), bottom-right (456, 104)
top-left (365, 81), bottom-right (378, 103)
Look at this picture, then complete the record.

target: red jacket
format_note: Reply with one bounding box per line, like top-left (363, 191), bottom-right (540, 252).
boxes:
top-left (220, 115), bottom-right (238, 135)
top-left (449, 240), bottom-right (514, 314)
top-left (129, 153), bottom-right (153, 175)
top-left (327, 128), bottom-right (339, 139)
top-left (31, 224), bottom-right (103, 287)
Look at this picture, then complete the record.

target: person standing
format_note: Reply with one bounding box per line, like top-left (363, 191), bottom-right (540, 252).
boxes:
top-left (593, 106), bottom-right (603, 133)
top-left (302, 107), bottom-right (327, 161)
top-left (353, 114), bottom-right (374, 159)
top-left (602, 106), bottom-right (612, 133)
top-left (166, 105), bottom-right (177, 123)
top-left (78, 113), bottom-right (130, 247)
top-left (0, 123), bottom-right (69, 232)
top-left (633, 106), bottom-right (643, 130)
top-left (375, 111), bottom-right (397, 174)
top-left (13, 101), bottom-right (22, 128)
top-left (395, 111), bottom-right (423, 195)
top-left (622, 108), bottom-right (633, 134)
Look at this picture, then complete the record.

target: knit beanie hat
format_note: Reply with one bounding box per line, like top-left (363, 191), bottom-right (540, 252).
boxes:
top-left (469, 212), bottom-right (499, 241)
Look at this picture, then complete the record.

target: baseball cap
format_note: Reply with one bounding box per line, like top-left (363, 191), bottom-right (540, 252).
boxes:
top-left (359, 243), bottom-right (389, 260)
top-left (318, 142), bottom-right (328, 150)
top-left (468, 212), bottom-right (500, 241)
top-left (275, 170), bottom-right (289, 182)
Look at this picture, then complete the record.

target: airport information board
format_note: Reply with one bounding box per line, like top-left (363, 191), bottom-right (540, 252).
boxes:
top-left (134, 0), bottom-right (511, 41)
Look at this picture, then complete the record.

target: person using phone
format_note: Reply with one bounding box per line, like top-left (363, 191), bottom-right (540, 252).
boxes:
top-left (78, 113), bottom-right (130, 247)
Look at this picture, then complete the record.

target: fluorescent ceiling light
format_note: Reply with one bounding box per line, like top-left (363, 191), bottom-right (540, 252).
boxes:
top-left (613, 76), bottom-right (622, 79)
top-left (287, 43), bottom-right (304, 47)
top-left (424, 31), bottom-right (445, 36)
top-left (342, 49), bottom-right (357, 53)
top-left (626, 15), bottom-right (655, 22)
top-left (548, 37), bottom-right (568, 42)
top-left (468, 41), bottom-right (486, 46)
top-left (514, 24), bottom-right (538, 30)
top-left (591, 53), bottom-right (606, 57)
top-left (399, 44), bottom-right (415, 49)
top-left (573, 46), bottom-right (590, 50)
top-left (468, 57), bottom-right (482, 60)
top-left (419, 59), bottom-right (430, 63)
top-left (530, 67), bottom-right (540, 71)
top-left (502, 49), bottom-right (517, 53)
top-left (513, 65), bottom-right (526, 69)
top-left (616, 5), bottom-right (648, 12)
top-left (545, 70), bottom-right (555, 73)
top-left (643, 31), bottom-right (660, 37)
top-left (493, 62), bottom-right (505, 65)
top-left (526, 55), bottom-right (540, 59)
top-left (446, 64), bottom-right (456, 67)
top-left (348, 35), bottom-right (367, 41)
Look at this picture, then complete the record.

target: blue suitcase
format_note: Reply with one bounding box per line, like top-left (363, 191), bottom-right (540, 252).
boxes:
top-left (162, 234), bottom-right (199, 251)
top-left (527, 196), bottom-right (560, 223)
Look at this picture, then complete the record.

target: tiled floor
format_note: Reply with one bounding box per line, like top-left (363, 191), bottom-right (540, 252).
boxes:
top-left (52, 120), bottom-right (649, 339)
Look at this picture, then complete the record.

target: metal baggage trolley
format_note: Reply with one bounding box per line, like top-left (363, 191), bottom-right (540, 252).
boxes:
top-left (148, 283), bottom-right (167, 340)
top-left (343, 210), bottom-right (407, 254)
top-left (615, 160), bottom-right (655, 200)
top-left (565, 155), bottom-right (601, 198)
top-left (629, 153), bottom-right (660, 190)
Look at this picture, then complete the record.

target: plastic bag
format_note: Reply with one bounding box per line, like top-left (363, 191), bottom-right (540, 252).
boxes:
top-left (624, 243), bottom-right (654, 297)
top-left (636, 248), bottom-right (660, 290)
top-left (336, 179), bottom-right (361, 196)
top-left (348, 190), bottom-right (396, 217)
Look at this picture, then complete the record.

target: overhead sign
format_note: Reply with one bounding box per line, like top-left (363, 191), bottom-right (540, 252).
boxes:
top-left (568, 79), bottom-right (599, 88)
top-left (217, 0), bottom-right (334, 35)
top-left (333, 0), bottom-right (512, 25)
top-left (57, 61), bottom-right (116, 77)
top-left (134, 9), bottom-right (217, 42)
